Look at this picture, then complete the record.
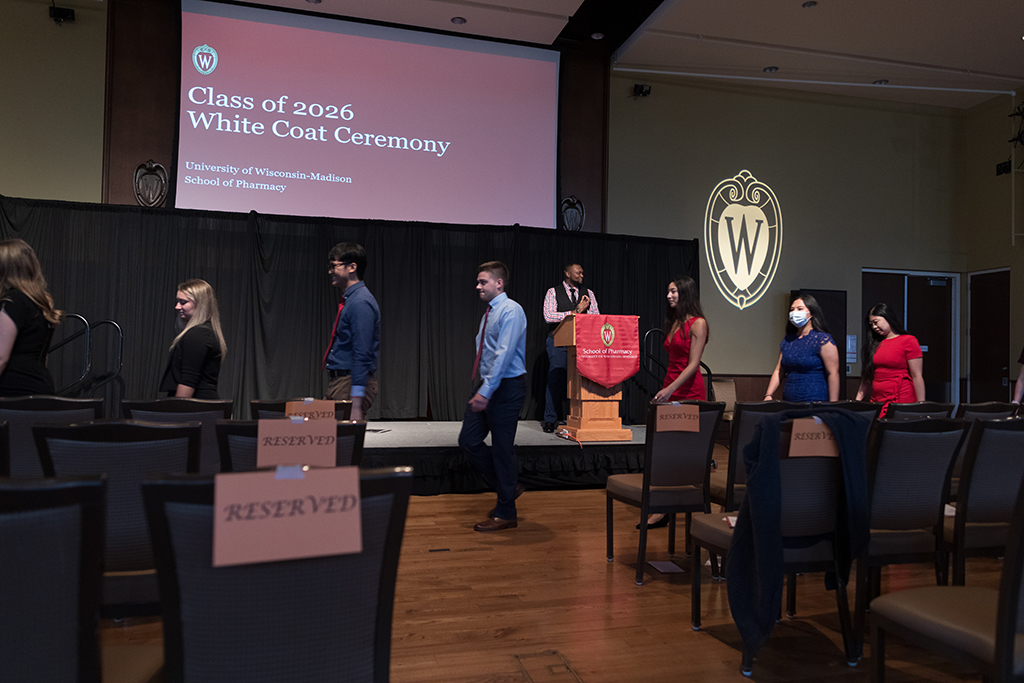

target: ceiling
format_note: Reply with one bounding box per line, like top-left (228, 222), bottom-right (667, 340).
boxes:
top-left (245, 0), bottom-right (1024, 109)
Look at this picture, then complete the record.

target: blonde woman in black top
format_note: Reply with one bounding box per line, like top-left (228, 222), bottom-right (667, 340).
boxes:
top-left (160, 279), bottom-right (227, 399)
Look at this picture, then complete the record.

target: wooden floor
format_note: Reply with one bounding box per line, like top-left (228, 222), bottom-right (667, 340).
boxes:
top-left (104, 487), bottom-right (1003, 683)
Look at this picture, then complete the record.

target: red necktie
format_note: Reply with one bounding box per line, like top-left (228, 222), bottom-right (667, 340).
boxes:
top-left (471, 305), bottom-right (490, 380)
top-left (322, 301), bottom-right (344, 371)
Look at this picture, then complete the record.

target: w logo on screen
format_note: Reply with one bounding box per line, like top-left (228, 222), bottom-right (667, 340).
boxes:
top-left (192, 45), bottom-right (218, 75)
top-left (704, 170), bottom-right (783, 310)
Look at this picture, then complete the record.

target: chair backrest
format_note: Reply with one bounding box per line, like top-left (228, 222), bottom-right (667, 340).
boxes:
top-left (250, 399), bottom-right (353, 422)
top-left (992, 460), bottom-right (1024, 676)
top-left (828, 400), bottom-right (884, 421)
top-left (885, 401), bottom-right (955, 420)
top-left (955, 401), bottom-right (1017, 421)
top-left (0, 397), bottom-right (104, 477)
top-left (778, 452), bottom-right (841, 539)
top-left (0, 476), bottom-right (105, 683)
top-left (866, 418), bottom-right (968, 531)
top-left (122, 399), bottom-right (233, 475)
top-left (728, 402), bottom-right (809, 489)
top-left (950, 403), bottom-right (1018, 479)
top-left (143, 467), bottom-right (413, 683)
top-left (216, 420), bottom-right (367, 472)
top-left (33, 420), bottom-right (201, 572)
top-left (643, 401), bottom-right (724, 491)
top-left (956, 418), bottom-right (1024, 526)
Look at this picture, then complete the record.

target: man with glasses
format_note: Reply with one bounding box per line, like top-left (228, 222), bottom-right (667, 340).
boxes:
top-left (324, 242), bottom-right (380, 421)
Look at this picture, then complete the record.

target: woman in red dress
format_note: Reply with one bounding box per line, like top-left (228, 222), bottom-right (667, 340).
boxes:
top-left (646, 276), bottom-right (708, 528)
top-left (654, 276), bottom-right (708, 402)
top-left (855, 302), bottom-right (925, 411)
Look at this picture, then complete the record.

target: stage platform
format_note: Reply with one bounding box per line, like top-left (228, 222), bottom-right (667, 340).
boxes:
top-left (362, 421), bottom-right (646, 496)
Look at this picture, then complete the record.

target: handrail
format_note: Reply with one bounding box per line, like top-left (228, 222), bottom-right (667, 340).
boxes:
top-left (48, 315), bottom-right (125, 397)
top-left (49, 313), bottom-right (91, 392)
top-left (85, 320), bottom-right (124, 393)
top-left (640, 327), bottom-right (716, 401)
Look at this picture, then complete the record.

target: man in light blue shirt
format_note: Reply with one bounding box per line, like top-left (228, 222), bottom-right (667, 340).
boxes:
top-left (458, 260), bottom-right (527, 532)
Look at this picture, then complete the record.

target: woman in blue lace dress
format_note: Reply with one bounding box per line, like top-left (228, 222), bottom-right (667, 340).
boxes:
top-left (764, 293), bottom-right (839, 402)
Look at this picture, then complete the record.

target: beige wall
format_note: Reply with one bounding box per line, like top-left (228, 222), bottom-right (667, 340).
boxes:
top-left (0, 0), bottom-right (107, 202)
top-left (953, 94), bottom-right (1024, 373)
top-left (607, 74), bottom-right (965, 376)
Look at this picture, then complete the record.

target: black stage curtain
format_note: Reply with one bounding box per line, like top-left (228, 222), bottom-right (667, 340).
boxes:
top-left (0, 194), bottom-right (698, 423)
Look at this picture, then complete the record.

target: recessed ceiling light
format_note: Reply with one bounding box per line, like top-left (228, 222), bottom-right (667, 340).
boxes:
top-left (802, 1), bottom-right (817, 7)
top-left (305, 0), bottom-right (321, 4)
top-left (591, 32), bottom-right (605, 40)
top-left (873, 79), bottom-right (889, 85)
top-left (763, 66), bottom-right (779, 73)
top-left (451, 16), bottom-right (466, 25)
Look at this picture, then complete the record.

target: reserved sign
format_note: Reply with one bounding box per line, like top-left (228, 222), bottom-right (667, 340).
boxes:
top-left (656, 403), bottom-right (700, 432)
top-left (213, 467), bottom-right (362, 567)
top-left (256, 418), bottom-right (336, 468)
top-left (285, 398), bottom-right (336, 421)
top-left (788, 417), bottom-right (840, 458)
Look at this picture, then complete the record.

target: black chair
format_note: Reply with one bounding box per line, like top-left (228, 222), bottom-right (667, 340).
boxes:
top-left (250, 399), bottom-right (352, 421)
top-left (940, 417), bottom-right (1024, 585)
top-left (34, 420), bottom-right (202, 618)
top-left (871, 462), bottom-right (1024, 683)
top-left (690, 422), bottom-right (857, 670)
top-left (142, 466), bottom-right (413, 683)
top-left (122, 398), bottom-right (233, 475)
top-left (948, 402), bottom-right (1017, 500)
top-left (216, 419), bottom-right (367, 472)
top-left (709, 401), bottom-right (808, 515)
top-left (884, 401), bottom-right (955, 420)
top-left (606, 401), bottom-right (725, 586)
top-left (852, 417), bottom-right (969, 656)
top-left (0, 396), bottom-right (103, 477)
top-left (829, 400), bottom-right (884, 421)
top-left (0, 476), bottom-right (107, 683)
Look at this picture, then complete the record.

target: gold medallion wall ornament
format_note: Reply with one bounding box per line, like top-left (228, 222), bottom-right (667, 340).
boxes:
top-left (704, 170), bottom-right (783, 310)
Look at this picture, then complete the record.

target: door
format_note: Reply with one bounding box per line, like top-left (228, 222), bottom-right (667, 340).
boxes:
top-left (907, 275), bottom-right (953, 403)
top-left (861, 270), bottom-right (959, 404)
top-left (968, 269), bottom-right (1010, 402)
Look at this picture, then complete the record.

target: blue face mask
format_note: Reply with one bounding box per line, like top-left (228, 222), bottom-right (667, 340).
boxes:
top-left (789, 311), bottom-right (810, 327)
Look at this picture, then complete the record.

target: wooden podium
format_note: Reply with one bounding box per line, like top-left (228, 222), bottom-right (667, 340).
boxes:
top-left (553, 315), bottom-right (634, 442)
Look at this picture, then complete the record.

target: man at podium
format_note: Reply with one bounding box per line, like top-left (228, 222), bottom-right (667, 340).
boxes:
top-left (542, 263), bottom-right (599, 433)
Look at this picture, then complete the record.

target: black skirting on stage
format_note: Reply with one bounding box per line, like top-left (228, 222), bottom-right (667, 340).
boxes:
top-left (362, 421), bottom-right (646, 496)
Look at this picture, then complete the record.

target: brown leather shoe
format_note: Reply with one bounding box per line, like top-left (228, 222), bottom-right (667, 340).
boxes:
top-left (474, 516), bottom-right (518, 532)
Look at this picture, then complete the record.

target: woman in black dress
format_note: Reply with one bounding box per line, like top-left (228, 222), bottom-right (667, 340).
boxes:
top-left (159, 279), bottom-right (226, 399)
top-left (0, 239), bottom-right (62, 396)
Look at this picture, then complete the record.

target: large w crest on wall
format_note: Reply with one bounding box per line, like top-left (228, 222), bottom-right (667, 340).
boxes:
top-left (704, 170), bottom-right (782, 310)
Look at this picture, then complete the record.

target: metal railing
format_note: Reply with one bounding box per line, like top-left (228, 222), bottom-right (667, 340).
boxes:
top-left (640, 327), bottom-right (716, 401)
top-left (48, 315), bottom-right (124, 399)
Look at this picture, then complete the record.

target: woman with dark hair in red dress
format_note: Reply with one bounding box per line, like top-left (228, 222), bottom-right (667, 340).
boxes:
top-left (646, 276), bottom-right (708, 528)
top-left (654, 276), bottom-right (708, 403)
top-left (855, 302), bottom-right (925, 413)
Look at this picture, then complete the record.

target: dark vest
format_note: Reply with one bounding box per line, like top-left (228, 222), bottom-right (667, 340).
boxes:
top-left (548, 283), bottom-right (581, 335)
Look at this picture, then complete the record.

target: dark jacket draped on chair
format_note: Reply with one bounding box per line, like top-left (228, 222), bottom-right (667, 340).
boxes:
top-left (725, 408), bottom-right (871, 656)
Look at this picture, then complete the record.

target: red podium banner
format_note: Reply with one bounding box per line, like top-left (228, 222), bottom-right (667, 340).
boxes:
top-left (574, 315), bottom-right (639, 388)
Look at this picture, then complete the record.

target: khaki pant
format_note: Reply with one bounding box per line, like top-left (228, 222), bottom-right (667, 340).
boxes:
top-left (326, 373), bottom-right (378, 414)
